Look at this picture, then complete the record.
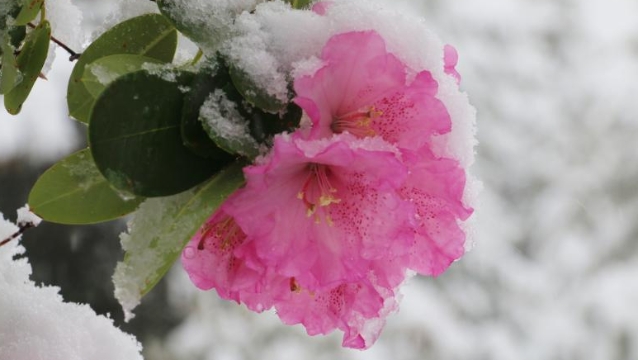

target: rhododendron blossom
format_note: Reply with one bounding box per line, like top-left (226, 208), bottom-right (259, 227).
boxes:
top-left (294, 31), bottom-right (452, 151)
top-left (183, 29), bottom-right (474, 349)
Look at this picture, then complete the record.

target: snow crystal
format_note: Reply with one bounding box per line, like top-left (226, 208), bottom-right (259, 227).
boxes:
top-left (0, 212), bottom-right (143, 360)
top-left (113, 190), bottom-right (199, 321)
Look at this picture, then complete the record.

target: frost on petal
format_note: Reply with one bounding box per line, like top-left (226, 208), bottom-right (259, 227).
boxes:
top-left (293, 31), bottom-right (452, 150)
top-left (401, 148), bottom-right (473, 275)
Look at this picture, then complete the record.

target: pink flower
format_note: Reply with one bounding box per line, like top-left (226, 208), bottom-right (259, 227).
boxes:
top-left (224, 133), bottom-right (413, 290)
top-left (294, 31), bottom-right (451, 150)
top-left (183, 133), bottom-right (416, 348)
top-left (183, 30), bottom-right (474, 349)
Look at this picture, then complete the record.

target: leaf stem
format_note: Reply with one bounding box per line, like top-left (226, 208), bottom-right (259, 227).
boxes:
top-left (191, 48), bottom-right (203, 66)
top-left (0, 222), bottom-right (36, 248)
top-left (39, 2), bottom-right (46, 23)
top-left (27, 22), bottom-right (81, 61)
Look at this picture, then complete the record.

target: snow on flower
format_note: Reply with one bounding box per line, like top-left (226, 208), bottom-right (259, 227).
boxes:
top-left (183, 26), bottom-right (474, 350)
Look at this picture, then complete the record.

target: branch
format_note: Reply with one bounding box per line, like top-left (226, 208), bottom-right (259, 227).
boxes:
top-left (27, 22), bottom-right (81, 61)
top-left (0, 221), bottom-right (36, 248)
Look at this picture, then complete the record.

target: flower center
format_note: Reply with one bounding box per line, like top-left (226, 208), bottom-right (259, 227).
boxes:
top-left (297, 164), bottom-right (341, 222)
top-left (331, 106), bottom-right (382, 137)
top-left (198, 216), bottom-right (243, 251)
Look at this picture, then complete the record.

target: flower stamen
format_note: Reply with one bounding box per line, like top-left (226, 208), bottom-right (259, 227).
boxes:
top-left (331, 106), bottom-right (382, 137)
top-left (297, 164), bottom-right (341, 220)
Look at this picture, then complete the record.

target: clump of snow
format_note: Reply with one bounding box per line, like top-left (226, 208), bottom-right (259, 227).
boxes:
top-left (199, 89), bottom-right (260, 157)
top-left (141, 63), bottom-right (179, 82)
top-left (87, 63), bottom-right (120, 85)
top-left (45, 0), bottom-right (85, 51)
top-left (91, 0), bottom-right (159, 43)
top-left (113, 190), bottom-right (198, 321)
top-left (16, 205), bottom-right (41, 227)
top-left (0, 211), bottom-right (143, 360)
top-left (159, 0), bottom-right (264, 51)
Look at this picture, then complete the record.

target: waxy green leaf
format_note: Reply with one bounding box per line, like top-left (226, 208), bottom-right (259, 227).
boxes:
top-left (28, 149), bottom-right (144, 224)
top-left (4, 20), bottom-right (49, 114)
top-left (81, 54), bottom-right (162, 98)
top-left (180, 65), bottom-right (229, 158)
top-left (89, 69), bottom-right (234, 197)
top-left (0, 36), bottom-right (20, 94)
top-left (13, 0), bottom-right (44, 26)
top-left (67, 14), bottom-right (177, 123)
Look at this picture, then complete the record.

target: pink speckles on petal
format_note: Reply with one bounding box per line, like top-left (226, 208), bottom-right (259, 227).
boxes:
top-left (401, 148), bottom-right (473, 275)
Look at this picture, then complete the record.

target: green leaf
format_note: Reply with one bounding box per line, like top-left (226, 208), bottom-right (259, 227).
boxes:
top-left (156, 0), bottom-right (221, 49)
top-left (113, 161), bottom-right (245, 320)
top-left (229, 65), bottom-right (286, 113)
top-left (81, 54), bottom-right (162, 98)
top-left (13, 0), bottom-right (44, 26)
top-left (3, 19), bottom-right (49, 114)
top-left (0, 36), bottom-right (20, 94)
top-left (180, 65), bottom-right (229, 158)
top-left (28, 149), bottom-right (144, 224)
top-left (286, 0), bottom-right (312, 9)
top-left (89, 69), bottom-right (234, 197)
top-left (67, 14), bottom-right (177, 123)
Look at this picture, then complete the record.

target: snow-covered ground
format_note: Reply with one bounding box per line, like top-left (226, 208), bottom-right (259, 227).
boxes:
top-left (2, 0), bottom-right (638, 359)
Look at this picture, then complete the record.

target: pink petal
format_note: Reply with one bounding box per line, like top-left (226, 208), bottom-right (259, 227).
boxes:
top-left (311, 1), bottom-right (332, 15)
top-left (274, 275), bottom-right (398, 349)
top-left (401, 148), bottom-right (473, 275)
top-left (370, 70), bottom-right (452, 150)
top-left (444, 44), bottom-right (461, 84)
top-left (181, 208), bottom-right (276, 311)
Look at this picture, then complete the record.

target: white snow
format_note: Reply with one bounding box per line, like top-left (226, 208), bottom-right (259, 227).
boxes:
top-left (16, 205), bottom-right (41, 227)
top-left (0, 211), bottom-right (143, 360)
top-left (199, 89), bottom-right (260, 157)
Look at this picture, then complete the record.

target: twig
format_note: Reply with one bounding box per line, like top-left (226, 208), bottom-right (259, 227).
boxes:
top-left (27, 22), bottom-right (81, 61)
top-left (0, 222), bottom-right (36, 248)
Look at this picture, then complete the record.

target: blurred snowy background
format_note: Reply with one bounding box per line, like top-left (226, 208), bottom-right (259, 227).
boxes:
top-left (2, 0), bottom-right (638, 359)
